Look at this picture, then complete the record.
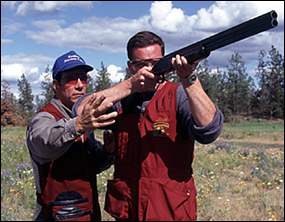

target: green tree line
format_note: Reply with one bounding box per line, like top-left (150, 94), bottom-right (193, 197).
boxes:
top-left (1, 46), bottom-right (284, 126)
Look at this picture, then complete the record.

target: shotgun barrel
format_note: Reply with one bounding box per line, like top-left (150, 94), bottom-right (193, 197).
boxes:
top-left (152, 10), bottom-right (278, 80)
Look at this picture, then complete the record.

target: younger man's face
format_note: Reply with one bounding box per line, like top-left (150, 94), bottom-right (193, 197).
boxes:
top-left (129, 44), bottom-right (163, 74)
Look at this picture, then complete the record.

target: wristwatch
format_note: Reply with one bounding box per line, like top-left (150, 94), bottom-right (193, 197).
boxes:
top-left (180, 73), bottom-right (198, 85)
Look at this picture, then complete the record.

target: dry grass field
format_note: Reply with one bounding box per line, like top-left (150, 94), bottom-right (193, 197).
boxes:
top-left (1, 118), bottom-right (284, 221)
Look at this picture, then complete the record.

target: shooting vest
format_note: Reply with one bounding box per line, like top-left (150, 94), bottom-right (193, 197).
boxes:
top-left (35, 103), bottom-right (101, 221)
top-left (105, 81), bottom-right (197, 221)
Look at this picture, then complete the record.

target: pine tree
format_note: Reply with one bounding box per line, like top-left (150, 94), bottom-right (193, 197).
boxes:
top-left (225, 52), bottom-right (255, 116)
top-left (259, 46), bottom-right (284, 118)
top-left (1, 80), bottom-right (13, 102)
top-left (196, 59), bottom-right (211, 93)
top-left (196, 60), bottom-right (230, 117)
top-left (40, 65), bottom-right (54, 107)
top-left (255, 49), bottom-right (269, 117)
top-left (256, 46), bottom-right (284, 118)
top-left (210, 67), bottom-right (226, 107)
top-left (94, 62), bottom-right (112, 91)
top-left (210, 68), bottom-right (233, 120)
top-left (34, 95), bottom-right (44, 112)
top-left (268, 45), bottom-right (284, 118)
top-left (86, 73), bottom-right (95, 93)
top-left (17, 73), bottom-right (34, 122)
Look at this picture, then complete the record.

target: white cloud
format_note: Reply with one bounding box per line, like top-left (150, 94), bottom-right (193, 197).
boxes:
top-left (60, 66), bottom-right (125, 86)
top-left (15, 1), bottom-right (29, 15)
top-left (34, 1), bottom-right (92, 12)
top-left (1, 53), bottom-right (53, 98)
top-left (150, 1), bottom-right (185, 32)
top-left (1, 53), bottom-right (52, 82)
top-left (1, 1), bottom-right (18, 9)
top-left (32, 19), bottom-right (66, 30)
top-left (26, 16), bottom-right (146, 53)
top-left (30, 67), bottom-right (39, 74)
top-left (14, 1), bottom-right (93, 16)
top-left (87, 69), bottom-right (98, 81)
top-left (1, 38), bottom-right (14, 45)
top-left (107, 64), bottom-right (126, 83)
top-left (1, 21), bottom-right (24, 35)
top-left (191, 1), bottom-right (284, 31)
top-left (1, 63), bottom-right (26, 81)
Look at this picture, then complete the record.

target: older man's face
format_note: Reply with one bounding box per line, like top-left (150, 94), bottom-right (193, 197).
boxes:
top-left (54, 68), bottom-right (88, 109)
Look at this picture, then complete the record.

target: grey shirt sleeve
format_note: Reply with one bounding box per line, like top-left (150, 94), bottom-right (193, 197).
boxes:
top-left (26, 111), bottom-right (81, 164)
top-left (176, 84), bottom-right (224, 144)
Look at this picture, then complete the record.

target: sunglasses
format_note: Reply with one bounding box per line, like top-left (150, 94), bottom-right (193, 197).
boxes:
top-left (129, 58), bottom-right (161, 69)
top-left (59, 73), bottom-right (88, 86)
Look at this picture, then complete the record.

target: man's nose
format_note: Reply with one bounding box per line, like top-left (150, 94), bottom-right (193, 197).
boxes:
top-left (75, 78), bottom-right (84, 88)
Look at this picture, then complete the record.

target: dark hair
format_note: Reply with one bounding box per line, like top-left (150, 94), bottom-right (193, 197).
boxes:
top-left (127, 31), bottom-right (165, 60)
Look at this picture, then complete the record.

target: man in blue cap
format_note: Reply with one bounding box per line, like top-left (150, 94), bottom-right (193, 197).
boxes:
top-left (26, 50), bottom-right (118, 221)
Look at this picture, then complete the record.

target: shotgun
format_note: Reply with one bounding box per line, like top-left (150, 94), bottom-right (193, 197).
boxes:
top-left (152, 10), bottom-right (278, 82)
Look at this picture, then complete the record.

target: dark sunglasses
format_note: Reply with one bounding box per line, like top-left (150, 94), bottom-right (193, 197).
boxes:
top-left (129, 58), bottom-right (161, 69)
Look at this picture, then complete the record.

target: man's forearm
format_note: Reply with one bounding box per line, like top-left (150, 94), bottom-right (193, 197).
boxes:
top-left (77, 78), bottom-right (133, 115)
top-left (182, 79), bottom-right (216, 127)
top-left (98, 78), bottom-right (133, 103)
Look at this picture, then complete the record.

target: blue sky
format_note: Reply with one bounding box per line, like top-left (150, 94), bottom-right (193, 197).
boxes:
top-left (1, 1), bottom-right (284, 98)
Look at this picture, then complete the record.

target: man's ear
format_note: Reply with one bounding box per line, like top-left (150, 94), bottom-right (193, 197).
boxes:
top-left (52, 80), bottom-right (59, 92)
top-left (127, 61), bottom-right (135, 74)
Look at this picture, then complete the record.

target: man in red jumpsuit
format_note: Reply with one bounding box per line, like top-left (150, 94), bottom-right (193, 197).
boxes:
top-left (74, 31), bottom-right (224, 221)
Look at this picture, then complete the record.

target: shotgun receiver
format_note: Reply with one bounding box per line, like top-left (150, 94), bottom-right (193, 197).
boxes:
top-left (152, 10), bottom-right (278, 82)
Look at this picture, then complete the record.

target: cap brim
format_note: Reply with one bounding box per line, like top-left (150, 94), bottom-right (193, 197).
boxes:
top-left (61, 64), bottom-right (94, 73)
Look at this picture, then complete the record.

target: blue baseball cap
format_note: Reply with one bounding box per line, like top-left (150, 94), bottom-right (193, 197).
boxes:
top-left (52, 50), bottom-right (93, 79)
